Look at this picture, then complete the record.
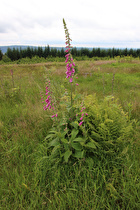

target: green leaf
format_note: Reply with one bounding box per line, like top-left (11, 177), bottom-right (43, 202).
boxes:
top-left (45, 134), bottom-right (56, 140)
top-left (48, 138), bottom-right (60, 148)
top-left (85, 142), bottom-right (96, 149)
top-left (88, 136), bottom-right (100, 148)
top-left (71, 122), bottom-right (78, 129)
top-left (73, 137), bottom-right (86, 146)
top-left (71, 142), bottom-right (82, 150)
top-left (51, 145), bottom-right (61, 155)
top-left (61, 130), bottom-right (68, 137)
top-left (73, 137), bottom-right (85, 142)
top-left (91, 131), bottom-right (101, 140)
top-left (70, 129), bottom-right (79, 140)
top-left (64, 150), bottom-right (72, 162)
top-left (61, 138), bottom-right (68, 144)
top-left (58, 132), bottom-right (62, 138)
top-left (73, 150), bottom-right (85, 159)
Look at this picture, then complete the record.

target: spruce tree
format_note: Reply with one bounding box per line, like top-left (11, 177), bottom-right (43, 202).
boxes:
top-left (0, 49), bottom-right (3, 60)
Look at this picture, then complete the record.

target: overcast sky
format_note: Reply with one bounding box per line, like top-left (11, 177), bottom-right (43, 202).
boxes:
top-left (0, 0), bottom-right (140, 48)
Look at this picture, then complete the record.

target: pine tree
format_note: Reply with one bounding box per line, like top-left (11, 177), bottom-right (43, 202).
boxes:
top-left (26, 47), bottom-right (32, 58)
top-left (60, 48), bottom-right (65, 57)
top-left (0, 49), bottom-right (3, 60)
top-left (96, 48), bottom-right (101, 57)
top-left (6, 48), bottom-right (13, 60)
top-left (37, 47), bottom-right (43, 57)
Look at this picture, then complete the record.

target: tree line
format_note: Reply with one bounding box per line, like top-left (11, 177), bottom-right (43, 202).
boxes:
top-left (0, 45), bottom-right (140, 61)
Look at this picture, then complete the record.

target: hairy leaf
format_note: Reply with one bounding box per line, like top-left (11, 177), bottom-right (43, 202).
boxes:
top-left (48, 138), bottom-right (60, 148)
top-left (73, 150), bottom-right (85, 159)
top-left (70, 129), bottom-right (79, 141)
top-left (71, 142), bottom-right (82, 150)
top-left (85, 142), bottom-right (96, 149)
top-left (64, 150), bottom-right (72, 162)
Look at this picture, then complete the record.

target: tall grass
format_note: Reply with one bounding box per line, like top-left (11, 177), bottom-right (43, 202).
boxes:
top-left (0, 59), bottom-right (140, 209)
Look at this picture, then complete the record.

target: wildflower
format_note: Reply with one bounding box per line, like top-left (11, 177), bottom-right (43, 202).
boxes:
top-left (69, 78), bottom-right (73, 83)
top-left (63, 18), bottom-right (75, 83)
top-left (10, 69), bottom-right (13, 76)
top-left (76, 83), bottom-right (79, 86)
top-left (80, 117), bottom-right (83, 121)
top-left (79, 121), bottom-right (83, 126)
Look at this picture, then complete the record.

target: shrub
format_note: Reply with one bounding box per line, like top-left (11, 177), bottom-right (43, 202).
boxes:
top-left (84, 95), bottom-right (134, 159)
top-left (45, 95), bottom-right (134, 164)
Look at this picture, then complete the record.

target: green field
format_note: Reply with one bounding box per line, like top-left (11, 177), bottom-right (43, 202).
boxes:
top-left (0, 58), bottom-right (140, 209)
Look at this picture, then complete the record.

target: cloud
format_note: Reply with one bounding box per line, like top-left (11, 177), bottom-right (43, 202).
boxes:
top-left (0, 0), bottom-right (140, 48)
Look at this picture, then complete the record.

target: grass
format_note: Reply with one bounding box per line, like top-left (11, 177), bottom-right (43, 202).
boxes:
top-left (0, 58), bottom-right (140, 209)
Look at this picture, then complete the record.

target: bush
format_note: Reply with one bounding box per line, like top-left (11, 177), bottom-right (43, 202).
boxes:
top-left (45, 94), bottom-right (134, 165)
top-left (2, 54), bottom-right (11, 63)
top-left (84, 95), bottom-right (134, 160)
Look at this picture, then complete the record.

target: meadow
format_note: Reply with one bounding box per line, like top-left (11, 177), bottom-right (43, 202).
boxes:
top-left (0, 57), bottom-right (140, 209)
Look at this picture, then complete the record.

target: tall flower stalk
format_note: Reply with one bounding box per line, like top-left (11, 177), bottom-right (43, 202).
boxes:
top-left (63, 18), bottom-right (76, 107)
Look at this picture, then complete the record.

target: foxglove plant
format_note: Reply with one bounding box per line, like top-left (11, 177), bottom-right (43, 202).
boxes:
top-left (42, 78), bottom-right (57, 118)
top-left (43, 19), bottom-right (90, 163)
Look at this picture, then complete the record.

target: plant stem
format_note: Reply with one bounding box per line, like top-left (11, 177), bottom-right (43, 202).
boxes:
top-left (71, 82), bottom-right (73, 107)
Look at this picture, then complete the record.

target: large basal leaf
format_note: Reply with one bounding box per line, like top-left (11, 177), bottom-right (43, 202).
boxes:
top-left (73, 137), bottom-right (86, 146)
top-left (85, 142), bottom-right (96, 149)
top-left (73, 137), bottom-right (85, 142)
top-left (70, 129), bottom-right (79, 141)
top-left (61, 138), bottom-right (68, 144)
top-left (71, 142), bottom-right (82, 150)
top-left (48, 138), bottom-right (60, 148)
top-left (73, 150), bottom-right (85, 159)
top-left (45, 133), bottom-right (56, 140)
top-left (64, 150), bottom-right (72, 162)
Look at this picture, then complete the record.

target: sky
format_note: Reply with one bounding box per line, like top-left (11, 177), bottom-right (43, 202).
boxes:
top-left (0, 0), bottom-right (140, 48)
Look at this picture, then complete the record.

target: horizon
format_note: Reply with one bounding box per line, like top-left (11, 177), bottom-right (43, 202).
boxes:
top-left (0, 44), bottom-right (140, 50)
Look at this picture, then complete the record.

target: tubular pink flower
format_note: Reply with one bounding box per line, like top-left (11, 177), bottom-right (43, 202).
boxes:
top-left (69, 78), bottom-right (73, 82)
top-left (65, 53), bottom-right (69, 57)
top-left (73, 62), bottom-right (75, 66)
top-left (80, 117), bottom-right (83, 121)
top-left (72, 68), bottom-right (75, 73)
top-left (79, 121), bottom-right (83, 126)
